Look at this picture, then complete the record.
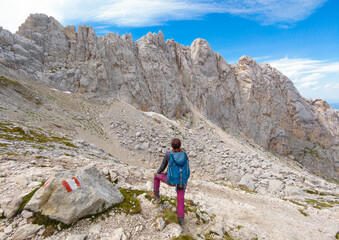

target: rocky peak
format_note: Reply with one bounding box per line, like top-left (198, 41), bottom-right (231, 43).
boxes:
top-left (190, 38), bottom-right (219, 77)
top-left (121, 33), bottom-right (133, 45)
top-left (17, 13), bottom-right (62, 35)
top-left (238, 55), bottom-right (257, 67)
top-left (308, 98), bottom-right (331, 110)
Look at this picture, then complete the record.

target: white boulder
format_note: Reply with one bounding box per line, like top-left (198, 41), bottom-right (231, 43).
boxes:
top-left (24, 166), bottom-right (124, 224)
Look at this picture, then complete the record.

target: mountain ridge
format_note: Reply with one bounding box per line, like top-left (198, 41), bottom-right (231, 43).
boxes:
top-left (0, 13), bottom-right (338, 179)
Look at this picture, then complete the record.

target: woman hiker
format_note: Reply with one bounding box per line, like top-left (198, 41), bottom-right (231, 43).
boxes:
top-left (150, 138), bottom-right (190, 226)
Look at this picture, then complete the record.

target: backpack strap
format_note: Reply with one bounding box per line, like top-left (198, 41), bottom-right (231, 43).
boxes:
top-left (179, 167), bottom-right (183, 188)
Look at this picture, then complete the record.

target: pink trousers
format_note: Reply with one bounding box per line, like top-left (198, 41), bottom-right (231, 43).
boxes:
top-left (154, 173), bottom-right (185, 218)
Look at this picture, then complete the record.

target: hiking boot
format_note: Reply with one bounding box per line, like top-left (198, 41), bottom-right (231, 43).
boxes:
top-left (150, 191), bottom-right (161, 204)
top-left (178, 217), bottom-right (184, 226)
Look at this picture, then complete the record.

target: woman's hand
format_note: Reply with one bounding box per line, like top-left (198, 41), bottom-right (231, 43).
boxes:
top-left (154, 172), bottom-right (158, 177)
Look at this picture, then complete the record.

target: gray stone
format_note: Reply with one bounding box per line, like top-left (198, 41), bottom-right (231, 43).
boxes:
top-left (102, 167), bottom-right (109, 175)
top-left (21, 210), bottom-right (33, 219)
top-left (4, 225), bottom-right (12, 235)
top-left (189, 151), bottom-right (197, 158)
top-left (156, 217), bottom-right (165, 231)
top-left (210, 216), bottom-right (226, 237)
top-left (0, 232), bottom-right (6, 240)
top-left (134, 145), bottom-right (144, 150)
top-left (28, 181), bottom-right (42, 189)
top-left (285, 186), bottom-right (305, 197)
top-left (110, 227), bottom-right (126, 240)
top-left (239, 174), bottom-right (255, 191)
top-left (66, 234), bottom-right (87, 240)
top-left (3, 198), bottom-right (23, 218)
top-left (268, 180), bottom-right (284, 193)
top-left (24, 166), bottom-right (124, 224)
top-left (89, 223), bottom-right (102, 234)
top-left (11, 224), bottom-right (43, 240)
top-left (163, 223), bottom-right (182, 238)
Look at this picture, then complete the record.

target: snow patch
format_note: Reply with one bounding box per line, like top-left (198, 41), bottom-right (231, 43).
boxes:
top-left (143, 111), bottom-right (178, 126)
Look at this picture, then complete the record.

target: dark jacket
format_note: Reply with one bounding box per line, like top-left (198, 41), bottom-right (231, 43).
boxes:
top-left (157, 151), bottom-right (187, 190)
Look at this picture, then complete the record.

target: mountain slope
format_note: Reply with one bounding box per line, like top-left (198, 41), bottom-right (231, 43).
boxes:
top-left (0, 67), bottom-right (338, 240)
top-left (0, 13), bottom-right (338, 179)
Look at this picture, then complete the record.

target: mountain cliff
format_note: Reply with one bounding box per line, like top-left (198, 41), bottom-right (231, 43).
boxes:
top-left (0, 13), bottom-right (338, 179)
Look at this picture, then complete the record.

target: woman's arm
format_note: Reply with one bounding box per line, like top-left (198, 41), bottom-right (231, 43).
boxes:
top-left (157, 152), bottom-right (170, 173)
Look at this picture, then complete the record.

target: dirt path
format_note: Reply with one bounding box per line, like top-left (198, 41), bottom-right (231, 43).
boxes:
top-left (184, 180), bottom-right (339, 240)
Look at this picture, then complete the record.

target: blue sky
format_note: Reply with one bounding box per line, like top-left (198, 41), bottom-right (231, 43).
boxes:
top-left (1, 0), bottom-right (339, 104)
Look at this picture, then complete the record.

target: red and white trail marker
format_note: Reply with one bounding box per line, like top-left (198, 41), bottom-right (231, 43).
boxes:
top-left (62, 177), bottom-right (81, 193)
top-left (42, 177), bottom-right (51, 188)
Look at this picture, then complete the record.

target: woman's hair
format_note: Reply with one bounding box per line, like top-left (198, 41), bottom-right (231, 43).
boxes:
top-left (171, 138), bottom-right (181, 152)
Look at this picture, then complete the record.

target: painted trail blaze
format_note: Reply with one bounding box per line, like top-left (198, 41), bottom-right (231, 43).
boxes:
top-left (62, 177), bottom-right (81, 192)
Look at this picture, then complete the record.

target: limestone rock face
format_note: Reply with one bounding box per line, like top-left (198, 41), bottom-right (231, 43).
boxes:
top-left (0, 13), bottom-right (338, 179)
top-left (24, 166), bottom-right (124, 224)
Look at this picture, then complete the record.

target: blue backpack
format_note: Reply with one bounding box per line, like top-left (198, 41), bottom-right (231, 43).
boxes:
top-left (167, 151), bottom-right (190, 187)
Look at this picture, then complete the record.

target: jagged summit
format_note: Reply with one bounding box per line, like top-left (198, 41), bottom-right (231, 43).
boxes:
top-left (0, 13), bottom-right (338, 179)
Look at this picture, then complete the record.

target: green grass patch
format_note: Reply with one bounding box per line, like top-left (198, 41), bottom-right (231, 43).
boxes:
top-left (204, 231), bottom-right (220, 240)
top-left (62, 141), bottom-right (77, 148)
top-left (110, 188), bottom-right (144, 215)
top-left (305, 199), bottom-right (333, 209)
top-left (335, 231), bottom-right (339, 240)
top-left (172, 235), bottom-right (195, 240)
top-left (202, 231), bottom-right (235, 240)
top-left (157, 208), bottom-right (179, 225)
top-left (5, 152), bottom-right (25, 156)
top-left (0, 75), bottom-right (20, 87)
top-left (31, 212), bottom-right (71, 230)
top-left (287, 200), bottom-right (307, 207)
top-left (298, 209), bottom-right (308, 216)
top-left (326, 201), bottom-right (339, 205)
top-left (305, 189), bottom-right (328, 196)
top-left (229, 185), bottom-right (258, 194)
top-left (17, 183), bottom-right (44, 215)
top-left (0, 121), bottom-right (77, 149)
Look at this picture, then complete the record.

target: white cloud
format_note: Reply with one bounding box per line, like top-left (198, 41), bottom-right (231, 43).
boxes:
top-left (0, 0), bottom-right (328, 33)
top-left (324, 83), bottom-right (339, 89)
top-left (268, 57), bottom-right (339, 81)
top-left (264, 56), bottom-right (339, 101)
top-left (298, 73), bottom-right (325, 83)
top-left (299, 81), bottom-right (318, 89)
